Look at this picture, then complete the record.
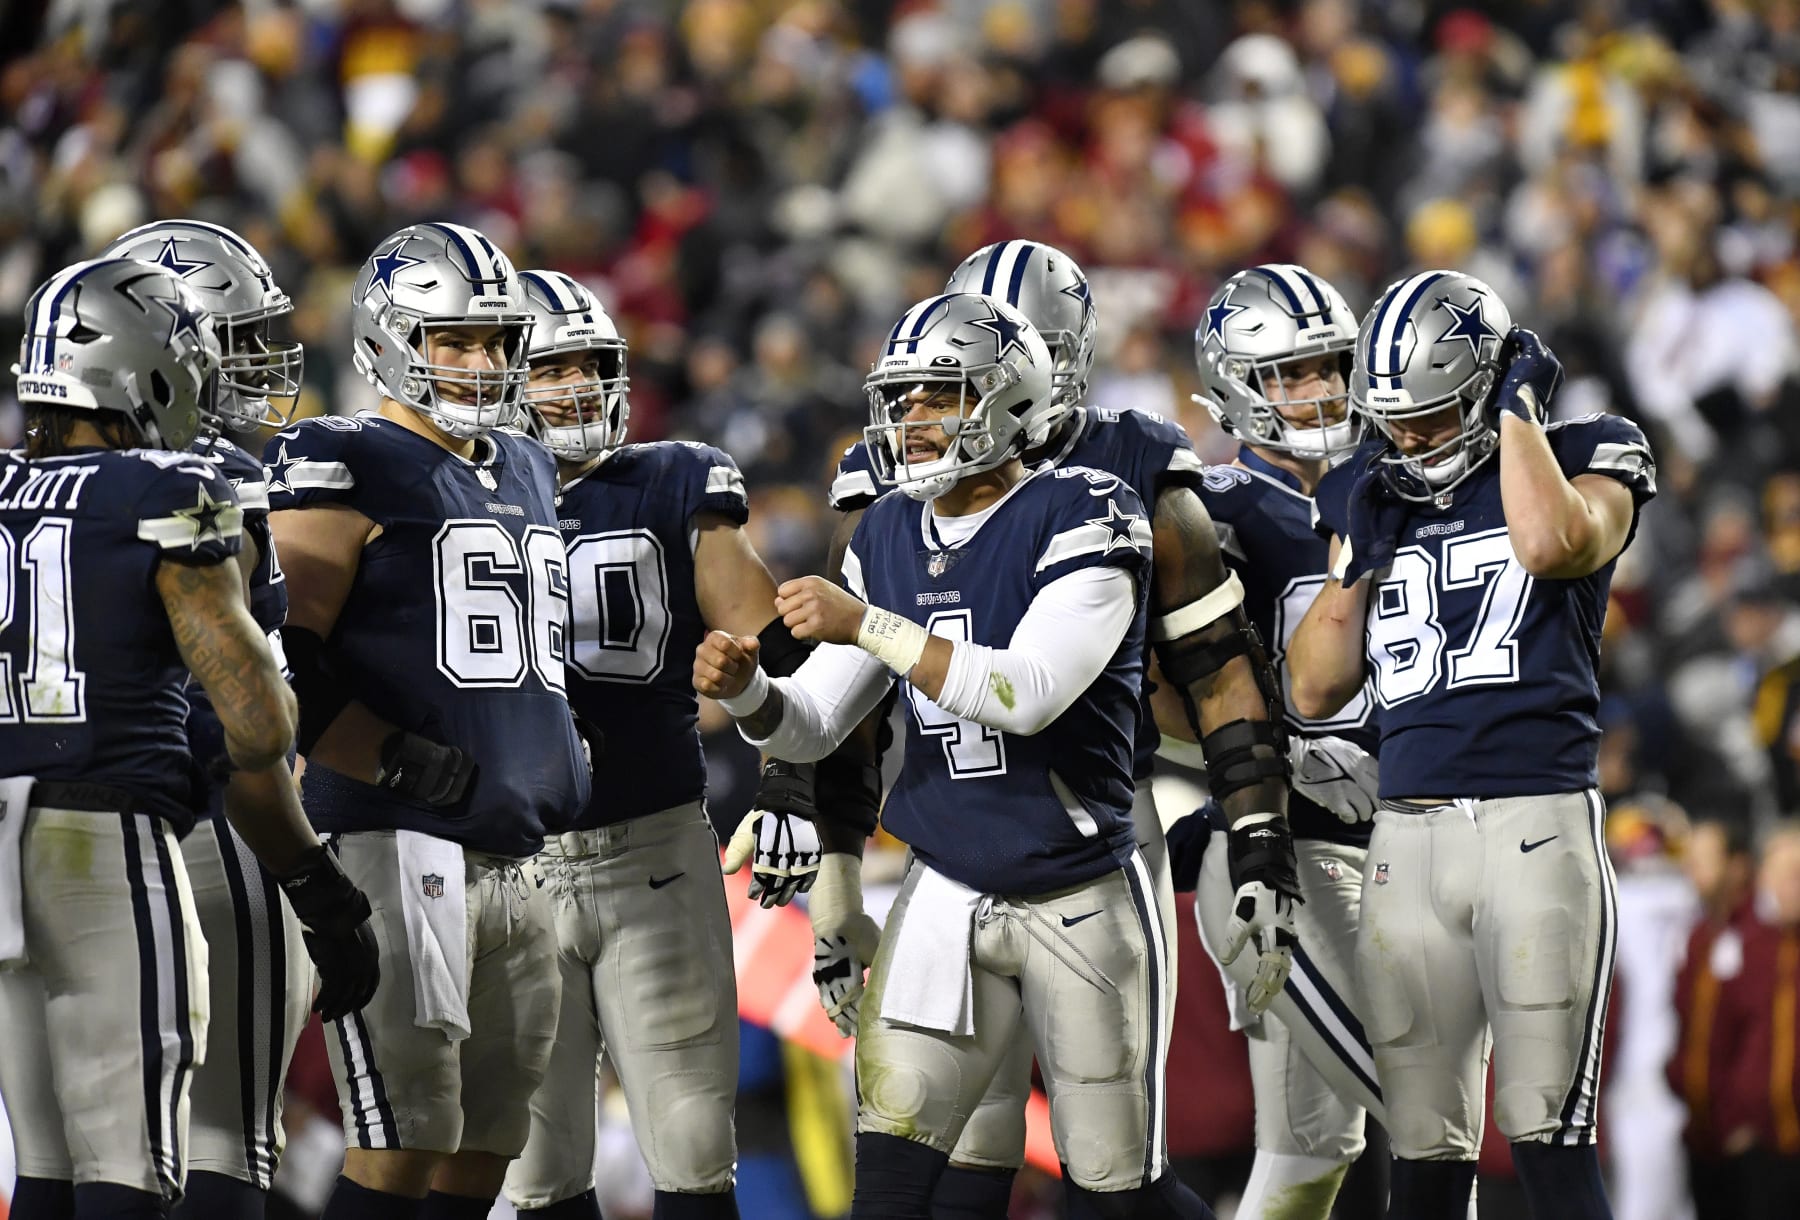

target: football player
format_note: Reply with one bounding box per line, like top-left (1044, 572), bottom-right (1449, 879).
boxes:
top-left (1290, 270), bottom-right (1656, 1220)
top-left (803, 242), bottom-right (1304, 1218)
top-left (0, 258), bottom-right (376, 1218)
top-left (266, 224), bottom-right (591, 1220)
top-left (697, 293), bottom-right (1269, 1218)
top-left (1187, 264), bottom-right (1387, 1218)
top-left (500, 270), bottom-right (798, 1220)
top-left (100, 218), bottom-right (317, 1220)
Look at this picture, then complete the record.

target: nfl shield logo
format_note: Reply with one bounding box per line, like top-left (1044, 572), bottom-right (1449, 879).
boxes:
top-left (927, 551), bottom-right (948, 578)
top-left (1373, 861), bottom-right (1390, 886)
top-left (1319, 858), bottom-right (1343, 882)
top-left (477, 469), bottom-right (498, 491)
top-left (422, 873), bottom-right (445, 899)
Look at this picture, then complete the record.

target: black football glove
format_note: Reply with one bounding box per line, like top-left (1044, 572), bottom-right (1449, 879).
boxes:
top-left (1339, 455), bottom-right (1410, 584)
top-left (1489, 326), bottom-right (1564, 427)
top-left (729, 760), bottom-right (822, 907)
top-left (375, 731), bottom-right (475, 807)
top-left (276, 845), bottom-right (380, 1022)
top-left (1219, 812), bottom-right (1302, 1014)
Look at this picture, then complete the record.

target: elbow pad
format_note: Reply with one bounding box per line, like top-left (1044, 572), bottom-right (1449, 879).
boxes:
top-left (283, 626), bottom-right (353, 756)
top-left (1150, 577), bottom-right (1283, 731)
top-left (1200, 719), bottom-right (1290, 803)
top-left (758, 615), bottom-right (813, 679)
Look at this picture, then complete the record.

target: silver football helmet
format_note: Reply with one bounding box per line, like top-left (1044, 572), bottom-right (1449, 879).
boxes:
top-left (1351, 269), bottom-right (1513, 499)
top-left (349, 222), bottom-right (532, 438)
top-left (13, 258), bottom-right (222, 451)
top-left (945, 239), bottom-right (1096, 431)
top-left (1195, 264), bottom-right (1359, 460)
top-left (865, 293), bottom-right (1054, 501)
top-left (99, 219), bottom-right (303, 432)
top-left (517, 270), bottom-right (629, 462)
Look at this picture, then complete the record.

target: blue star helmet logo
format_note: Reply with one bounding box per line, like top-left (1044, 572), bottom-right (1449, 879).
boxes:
top-left (153, 236), bottom-right (212, 280)
top-left (1059, 276), bottom-right (1093, 318)
top-left (368, 245), bottom-right (424, 297)
top-left (131, 276), bottom-right (209, 351)
top-left (1204, 297), bottom-right (1249, 344)
top-left (1432, 295), bottom-right (1501, 361)
top-left (1086, 499), bottom-right (1144, 555)
top-left (967, 299), bottom-right (1035, 365)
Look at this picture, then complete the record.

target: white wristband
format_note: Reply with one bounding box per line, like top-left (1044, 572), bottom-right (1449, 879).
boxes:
top-left (718, 666), bottom-right (771, 718)
top-left (856, 607), bottom-right (930, 675)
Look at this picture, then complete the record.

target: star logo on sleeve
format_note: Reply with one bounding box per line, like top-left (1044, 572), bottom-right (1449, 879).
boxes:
top-left (152, 236), bottom-right (212, 280)
top-left (368, 246), bottom-right (424, 296)
top-left (1086, 499), bottom-right (1144, 555)
top-left (1432, 295), bottom-right (1501, 361)
top-left (264, 442), bottom-right (302, 495)
top-left (967, 299), bottom-right (1035, 365)
top-left (172, 482), bottom-right (237, 547)
top-left (1203, 298), bottom-right (1249, 344)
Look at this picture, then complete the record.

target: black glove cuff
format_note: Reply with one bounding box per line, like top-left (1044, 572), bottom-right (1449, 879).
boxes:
top-left (1226, 814), bottom-right (1302, 900)
top-left (758, 616), bottom-right (813, 679)
top-left (753, 758), bottom-right (819, 819)
top-left (277, 844), bottom-right (371, 933)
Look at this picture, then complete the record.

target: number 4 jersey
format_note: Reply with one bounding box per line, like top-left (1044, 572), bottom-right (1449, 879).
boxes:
top-left (0, 447), bottom-right (243, 834)
top-left (554, 441), bottom-right (750, 828)
top-left (1312, 414), bottom-right (1656, 799)
top-left (264, 413), bottom-right (590, 857)
top-left (845, 467), bottom-right (1152, 895)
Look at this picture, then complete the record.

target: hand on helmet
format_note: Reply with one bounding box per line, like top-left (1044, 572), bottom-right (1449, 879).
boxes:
top-left (1491, 327), bottom-right (1563, 427)
top-left (1338, 455), bottom-right (1408, 584)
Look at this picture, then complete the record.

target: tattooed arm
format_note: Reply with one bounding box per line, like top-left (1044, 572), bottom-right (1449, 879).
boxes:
top-left (1151, 484), bottom-right (1288, 828)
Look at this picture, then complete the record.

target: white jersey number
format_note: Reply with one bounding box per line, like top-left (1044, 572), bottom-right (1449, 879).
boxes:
top-left (564, 529), bottom-right (672, 683)
top-left (0, 519), bottom-right (87, 723)
top-left (433, 520), bottom-right (569, 693)
top-left (906, 609), bottom-right (1007, 779)
top-left (1365, 528), bottom-right (1533, 708)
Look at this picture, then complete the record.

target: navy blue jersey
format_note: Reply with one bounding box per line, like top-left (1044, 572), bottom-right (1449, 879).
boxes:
top-left (0, 446), bottom-right (242, 834)
top-left (1312, 415), bottom-right (1655, 799)
top-left (1199, 449), bottom-right (1377, 845)
top-left (834, 406), bottom-right (1204, 778)
top-left (557, 441), bottom-right (750, 827)
top-left (846, 466), bottom-right (1152, 895)
top-left (265, 413), bottom-right (589, 857)
top-left (185, 436), bottom-right (290, 819)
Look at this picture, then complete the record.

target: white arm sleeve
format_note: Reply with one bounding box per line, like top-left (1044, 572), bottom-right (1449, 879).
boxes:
top-left (931, 565), bottom-right (1137, 736)
top-left (739, 640), bottom-right (895, 762)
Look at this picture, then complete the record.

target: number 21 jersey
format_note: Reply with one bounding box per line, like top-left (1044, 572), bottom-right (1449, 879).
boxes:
top-left (264, 413), bottom-right (590, 857)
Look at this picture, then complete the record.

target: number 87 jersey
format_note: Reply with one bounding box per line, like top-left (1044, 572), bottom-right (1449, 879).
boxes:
top-left (263, 412), bottom-right (590, 857)
top-left (1312, 413), bottom-right (1655, 800)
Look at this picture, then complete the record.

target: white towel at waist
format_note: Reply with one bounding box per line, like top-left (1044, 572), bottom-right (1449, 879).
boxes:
top-left (396, 829), bottom-right (469, 1041)
top-left (879, 863), bottom-right (982, 1036)
top-left (0, 777), bottom-right (30, 968)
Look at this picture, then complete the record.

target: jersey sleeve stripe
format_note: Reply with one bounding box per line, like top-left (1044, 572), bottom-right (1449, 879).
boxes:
top-left (1034, 520), bottom-right (1153, 573)
top-left (1216, 521), bottom-right (1247, 564)
top-left (232, 480), bottom-right (270, 512)
top-left (829, 468), bottom-right (878, 508)
top-left (1167, 448), bottom-right (1205, 476)
top-left (280, 460), bottom-right (354, 492)
top-left (704, 465), bottom-right (747, 500)
top-left (1586, 443), bottom-right (1656, 489)
top-left (137, 505), bottom-right (245, 549)
top-left (840, 543), bottom-right (868, 600)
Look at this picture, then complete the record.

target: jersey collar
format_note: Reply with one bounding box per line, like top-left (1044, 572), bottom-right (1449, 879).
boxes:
top-left (1237, 447), bottom-right (1312, 502)
top-left (921, 468), bottom-right (1039, 551)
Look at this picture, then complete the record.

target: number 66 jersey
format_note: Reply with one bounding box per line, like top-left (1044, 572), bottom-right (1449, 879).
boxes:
top-left (1312, 413), bottom-right (1656, 799)
top-left (264, 412), bottom-right (590, 857)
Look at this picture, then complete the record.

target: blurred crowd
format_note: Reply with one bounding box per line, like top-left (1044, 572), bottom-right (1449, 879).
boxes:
top-left (6, 0), bottom-right (1800, 1215)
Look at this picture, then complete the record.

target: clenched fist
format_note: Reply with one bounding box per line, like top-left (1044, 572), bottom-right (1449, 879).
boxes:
top-left (776, 576), bottom-right (868, 646)
top-left (694, 630), bottom-right (761, 701)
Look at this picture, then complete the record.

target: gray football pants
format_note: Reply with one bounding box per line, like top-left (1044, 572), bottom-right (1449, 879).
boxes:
top-left (0, 803), bottom-right (207, 1203)
top-left (1196, 830), bottom-right (1379, 1162)
top-left (943, 785), bottom-right (1177, 1172)
top-left (180, 815), bottom-right (313, 1190)
top-left (504, 802), bottom-right (738, 1208)
top-left (1358, 790), bottom-right (1616, 1160)
top-left (856, 849), bottom-right (1173, 1194)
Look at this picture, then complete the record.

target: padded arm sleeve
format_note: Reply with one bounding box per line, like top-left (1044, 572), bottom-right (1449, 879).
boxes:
top-left (931, 566), bottom-right (1136, 736)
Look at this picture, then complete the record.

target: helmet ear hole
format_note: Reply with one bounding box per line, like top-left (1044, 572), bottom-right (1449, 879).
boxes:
top-left (149, 368), bottom-right (173, 407)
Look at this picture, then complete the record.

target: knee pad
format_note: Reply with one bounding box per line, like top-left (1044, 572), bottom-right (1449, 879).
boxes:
top-left (851, 1132), bottom-right (947, 1220)
top-left (931, 1164), bottom-right (1015, 1219)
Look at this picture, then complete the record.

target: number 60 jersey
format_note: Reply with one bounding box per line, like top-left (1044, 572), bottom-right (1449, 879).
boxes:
top-left (1312, 413), bottom-right (1656, 800)
top-left (264, 413), bottom-right (590, 857)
